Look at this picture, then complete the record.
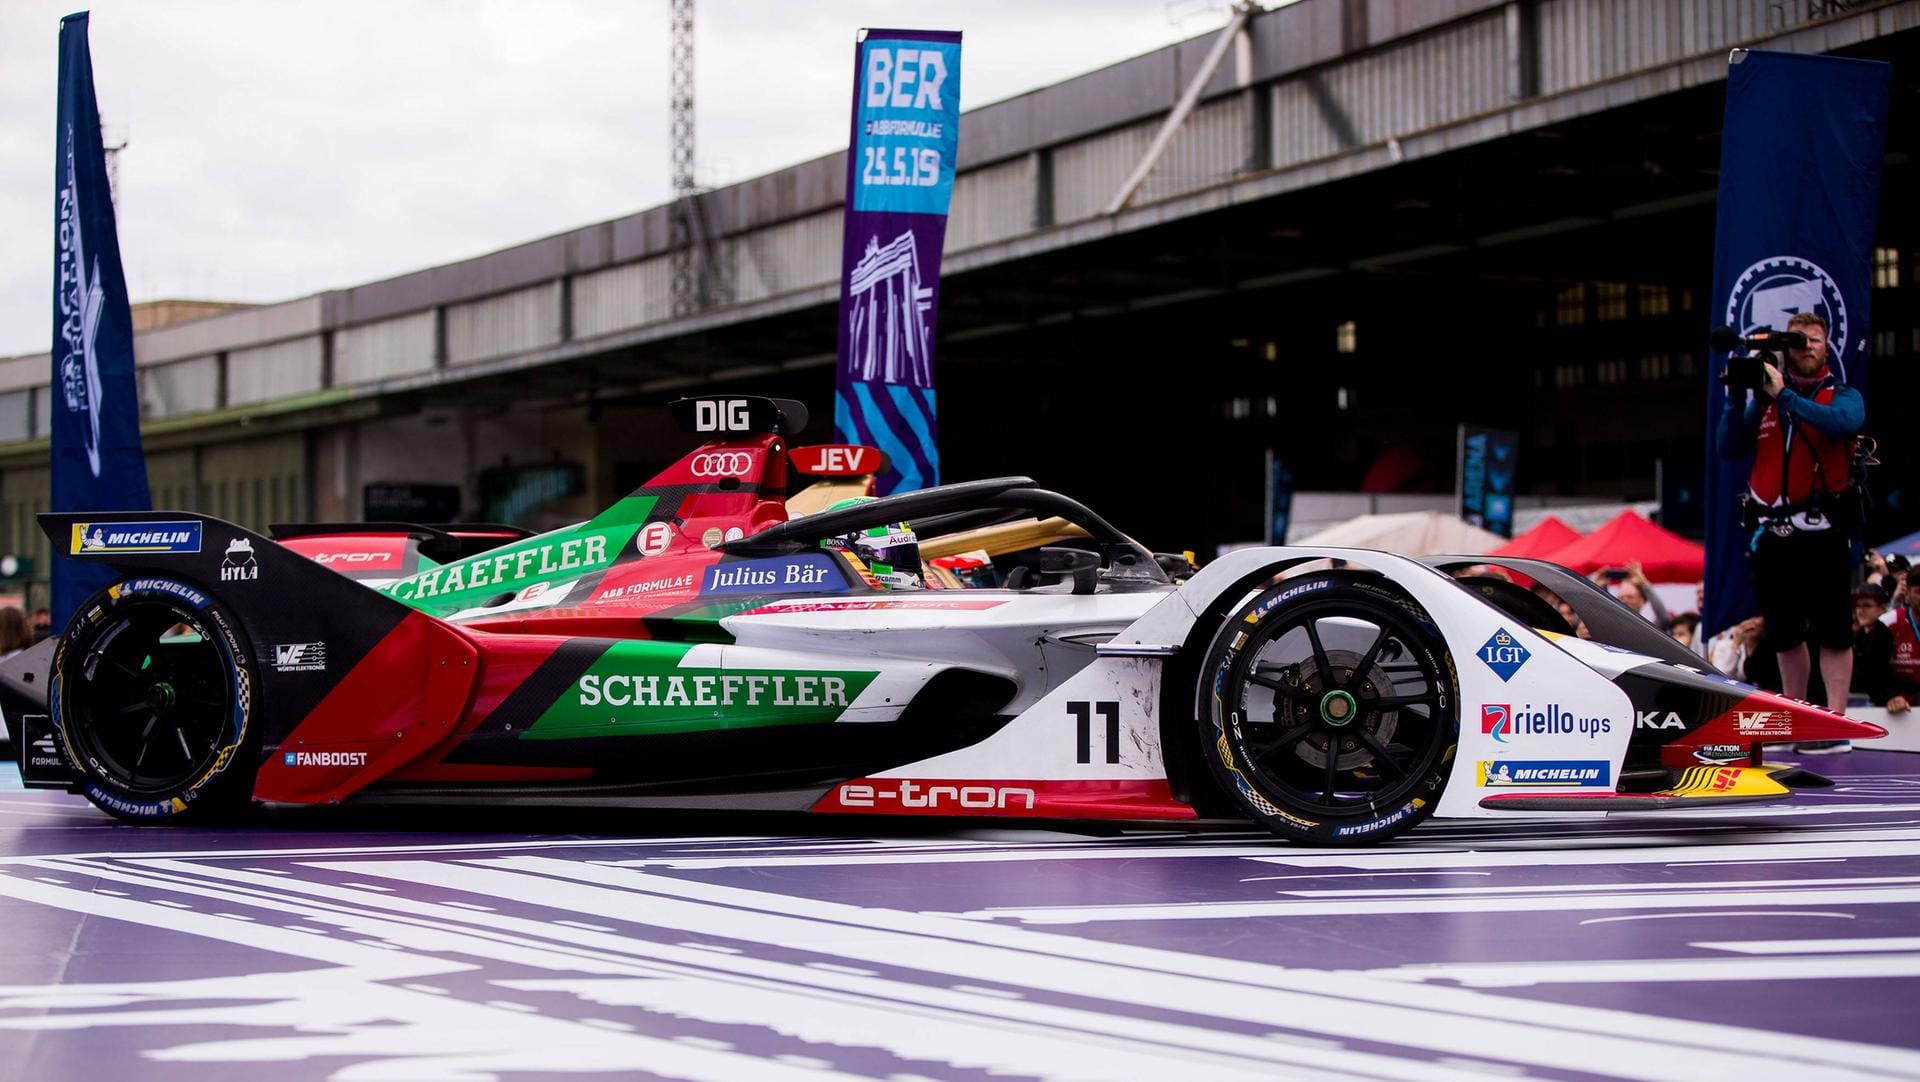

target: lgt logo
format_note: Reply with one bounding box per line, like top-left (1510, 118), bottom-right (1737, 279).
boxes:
top-left (693, 400), bottom-right (751, 433)
top-left (1477, 628), bottom-right (1531, 682)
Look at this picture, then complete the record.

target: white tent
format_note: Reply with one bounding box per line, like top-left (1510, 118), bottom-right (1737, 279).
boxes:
top-left (1289, 510), bottom-right (1504, 556)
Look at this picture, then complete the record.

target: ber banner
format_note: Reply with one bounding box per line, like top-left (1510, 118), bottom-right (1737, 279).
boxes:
top-left (833, 28), bottom-right (961, 495)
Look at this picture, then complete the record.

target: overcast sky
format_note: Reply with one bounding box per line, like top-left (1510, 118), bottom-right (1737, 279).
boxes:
top-left (0, 1), bottom-right (1230, 357)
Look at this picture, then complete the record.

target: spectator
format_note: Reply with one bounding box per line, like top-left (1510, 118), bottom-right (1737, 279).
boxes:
top-left (1715, 310), bottom-right (1864, 751)
top-left (1851, 582), bottom-right (1895, 705)
top-left (1600, 562), bottom-right (1669, 626)
top-left (0, 608), bottom-right (30, 660)
top-left (29, 607), bottom-right (51, 643)
top-left (1884, 556), bottom-right (1911, 626)
top-left (1889, 574), bottom-right (1920, 717)
top-left (1668, 613), bottom-right (1701, 651)
top-left (1707, 615), bottom-right (1765, 682)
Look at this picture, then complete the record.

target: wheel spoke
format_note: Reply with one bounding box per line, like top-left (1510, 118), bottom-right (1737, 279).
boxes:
top-left (113, 701), bottom-right (152, 718)
top-left (1247, 673), bottom-right (1313, 700)
top-left (131, 714), bottom-right (159, 770)
top-left (89, 649), bottom-right (143, 682)
top-left (1246, 721), bottom-right (1314, 755)
top-left (174, 728), bottom-right (193, 760)
top-left (1322, 741), bottom-right (1340, 803)
top-left (1301, 619), bottom-right (1336, 688)
top-left (1343, 628), bottom-right (1391, 692)
top-left (1356, 727), bottom-right (1410, 781)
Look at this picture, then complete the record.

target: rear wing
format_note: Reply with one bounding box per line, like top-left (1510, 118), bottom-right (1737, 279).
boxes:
top-left (269, 521), bottom-right (532, 581)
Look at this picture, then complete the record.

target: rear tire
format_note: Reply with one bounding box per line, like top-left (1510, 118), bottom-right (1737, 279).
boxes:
top-left (52, 577), bottom-right (258, 823)
top-left (1198, 573), bottom-right (1457, 844)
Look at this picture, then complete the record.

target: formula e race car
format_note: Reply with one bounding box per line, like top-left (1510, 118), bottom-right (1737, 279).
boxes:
top-left (2, 396), bottom-right (1886, 844)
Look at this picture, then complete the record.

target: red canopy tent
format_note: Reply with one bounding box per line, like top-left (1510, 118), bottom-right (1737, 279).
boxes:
top-left (1540, 510), bottom-right (1705, 583)
top-left (1492, 516), bottom-right (1581, 559)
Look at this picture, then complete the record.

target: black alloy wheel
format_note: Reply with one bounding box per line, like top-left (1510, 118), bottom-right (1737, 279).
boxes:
top-left (55, 580), bottom-right (255, 821)
top-left (1201, 574), bottom-right (1457, 844)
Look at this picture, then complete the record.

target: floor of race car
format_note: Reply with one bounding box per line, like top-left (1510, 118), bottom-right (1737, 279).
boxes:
top-left (0, 754), bottom-right (1916, 1081)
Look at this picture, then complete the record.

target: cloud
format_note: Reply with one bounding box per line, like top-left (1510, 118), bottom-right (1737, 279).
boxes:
top-left (0, 0), bottom-right (1206, 356)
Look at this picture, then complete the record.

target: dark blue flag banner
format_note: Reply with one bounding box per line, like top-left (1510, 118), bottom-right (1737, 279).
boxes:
top-left (833, 29), bottom-right (961, 495)
top-left (1457, 424), bottom-right (1518, 539)
top-left (52, 12), bottom-right (151, 627)
top-left (1704, 49), bottom-right (1889, 638)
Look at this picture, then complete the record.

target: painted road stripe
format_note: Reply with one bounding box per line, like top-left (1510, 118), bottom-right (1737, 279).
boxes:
top-left (309, 856), bottom-right (1920, 1082)
top-left (1694, 937), bottom-right (1920, 955)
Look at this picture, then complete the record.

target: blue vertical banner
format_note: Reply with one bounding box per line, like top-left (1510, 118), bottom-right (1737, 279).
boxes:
top-left (1263, 451), bottom-right (1293, 545)
top-left (833, 29), bottom-right (961, 495)
top-left (1704, 50), bottom-right (1889, 637)
top-left (1457, 424), bottom-right (1517, 538)
top-left (51, 12), bottom-right (151, 627)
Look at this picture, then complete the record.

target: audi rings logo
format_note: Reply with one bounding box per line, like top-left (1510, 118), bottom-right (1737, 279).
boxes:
top-left (691, 452), bottom-right (753, 478)
top-left (1725, 255), bottom-right (1850, 375)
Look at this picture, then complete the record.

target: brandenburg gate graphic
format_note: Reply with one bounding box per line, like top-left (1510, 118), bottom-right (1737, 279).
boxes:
top-left (846, 232), bottom-right (934, 388)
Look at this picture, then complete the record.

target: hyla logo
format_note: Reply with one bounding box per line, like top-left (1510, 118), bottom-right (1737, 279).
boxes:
top-left (1478, 628), bottom-right (1531, 682)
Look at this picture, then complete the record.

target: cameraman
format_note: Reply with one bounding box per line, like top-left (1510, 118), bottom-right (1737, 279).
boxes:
top-left (1715, 311), bottom-right (1864, 750)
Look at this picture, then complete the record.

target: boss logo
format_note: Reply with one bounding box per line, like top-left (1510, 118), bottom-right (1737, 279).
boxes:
top-left (694, 400), bottom-right (751, 433)
top-left (690, 452), bottom-right (753, 477)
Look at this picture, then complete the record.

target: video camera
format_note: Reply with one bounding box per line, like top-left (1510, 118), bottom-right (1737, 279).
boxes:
top-left (1711, 325), bottom-right (1809, 391)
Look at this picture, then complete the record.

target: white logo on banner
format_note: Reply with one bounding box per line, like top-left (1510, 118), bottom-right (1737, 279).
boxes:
top-left (1725, 255), bottom-right (1851, 379)
top-left (55, 124), bottom-right (107, 478)
top-left (846, 232), bottom-right (933, 387)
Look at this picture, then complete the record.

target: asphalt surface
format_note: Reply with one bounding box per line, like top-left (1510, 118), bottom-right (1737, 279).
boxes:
top-left (0, 752), bottom-right (1915, 1081)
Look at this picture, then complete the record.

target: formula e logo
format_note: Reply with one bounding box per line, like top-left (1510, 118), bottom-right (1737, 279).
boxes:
top-left (690, 452), bottom-right (752, 478)
top-left (694, 400), bottom-right (751, 433)
top-left (1482, 704), bottom-right (1511, 742)
top-left (1725, 255), bottom-right (1851, 374)
top-left (635, 521), bottom-right (675, 557)
top-left (1477, 628), bottom-right (1530, 682)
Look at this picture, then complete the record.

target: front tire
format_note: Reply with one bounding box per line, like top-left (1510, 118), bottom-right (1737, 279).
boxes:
top-left (51, 577), bottom-right (258, 823)
top-left (1199, 573), bottom-right (1458, 844)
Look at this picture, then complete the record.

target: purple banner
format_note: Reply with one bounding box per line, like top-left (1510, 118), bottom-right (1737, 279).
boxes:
top-left (833, 29), bottom-right (961, 495)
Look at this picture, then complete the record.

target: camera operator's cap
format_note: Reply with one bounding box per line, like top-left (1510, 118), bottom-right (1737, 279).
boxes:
top-left (1853, 581), bottom-right (1891, 605)
top-left (1889, 554), bottom-right (1912, 573)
